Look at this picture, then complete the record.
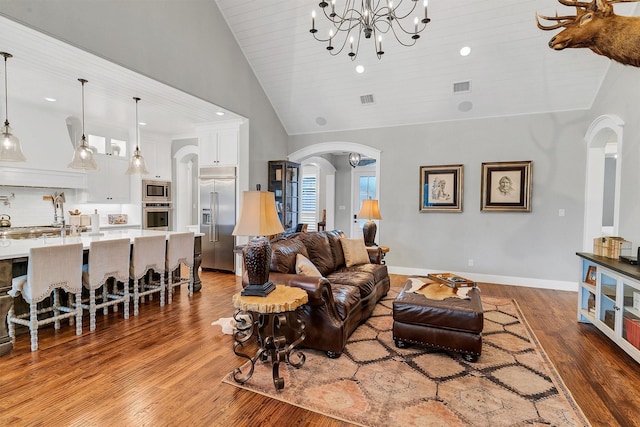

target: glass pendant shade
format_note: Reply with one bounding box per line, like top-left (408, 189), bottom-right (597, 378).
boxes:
top-left (126, 96), bottom-right (149, 175)
top-left (68, 135), bottom-right (98, 170)
top-left (126, 148), bottom-right (149, 175)
top-left (0, 123), bottom-right (26, 162)
top-left (349, 152), bottom-right (361, 168)
top-left (68, 78), bottom-right (98, 170)
top-left (0, 52), bottom-right (26, 162)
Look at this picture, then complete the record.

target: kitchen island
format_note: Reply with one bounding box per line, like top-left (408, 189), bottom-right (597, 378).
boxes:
top-left (0, 229), bottom-right (203, 356)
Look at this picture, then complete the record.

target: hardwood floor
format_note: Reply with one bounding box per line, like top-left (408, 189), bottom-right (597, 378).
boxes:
top-left (1, 272), bottom-right (639, 426)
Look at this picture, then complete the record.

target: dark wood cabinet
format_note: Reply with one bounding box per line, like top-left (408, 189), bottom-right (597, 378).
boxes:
top-left (268, 160), bottom-right (300, 229)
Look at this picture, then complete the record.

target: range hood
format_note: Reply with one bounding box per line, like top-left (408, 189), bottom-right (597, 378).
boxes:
top-left (0, 101), bottom-right (88, 189)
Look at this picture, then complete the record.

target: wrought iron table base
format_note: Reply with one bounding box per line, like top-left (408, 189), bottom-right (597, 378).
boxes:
top-left (232, 308), bottom-right (305, 390)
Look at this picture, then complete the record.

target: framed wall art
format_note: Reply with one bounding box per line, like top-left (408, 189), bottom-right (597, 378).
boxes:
top-left (419, 164), bottom-right (463, 212)
top-left (481, 160), bottom-right (532, 212)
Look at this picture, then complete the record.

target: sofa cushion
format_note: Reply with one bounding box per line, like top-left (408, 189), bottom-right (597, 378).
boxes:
top-left (340, 263), bottom-right (388, 285)
top-left (340, 238), bottom-right (370, 267)
top-left (270, 238), bottom-right (309, 274)
top-left (295, 254), bottom-right (322, 277)
top-left (327, 270), bottom-right (376, 298)
top-left (325, 230), bottom-right (346, 269)
top-left (330, 283), bottom-right (361, 321)
top-left (297, 232), bottom-right (335, 276)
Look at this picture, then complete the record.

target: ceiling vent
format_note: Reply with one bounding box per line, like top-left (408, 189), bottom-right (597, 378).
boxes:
top-left (360, 94), bottom-right (375, 105)
top-left (453, 81), bottom-right (471, 94)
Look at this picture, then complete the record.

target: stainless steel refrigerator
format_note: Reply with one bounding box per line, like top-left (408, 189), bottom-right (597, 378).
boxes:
top-left (199, 167), bottom-right (236, 272)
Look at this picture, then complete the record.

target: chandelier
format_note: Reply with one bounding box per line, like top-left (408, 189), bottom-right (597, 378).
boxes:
top-left (310, 0), bottom-right (431, 60)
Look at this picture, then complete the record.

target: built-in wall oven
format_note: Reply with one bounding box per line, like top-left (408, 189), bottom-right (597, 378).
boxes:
top-left (143, 203), bottom-right (172, 231)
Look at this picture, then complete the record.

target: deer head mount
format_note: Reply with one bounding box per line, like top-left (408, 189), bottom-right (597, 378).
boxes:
top-left (537, 0), bottom-right (640, 67)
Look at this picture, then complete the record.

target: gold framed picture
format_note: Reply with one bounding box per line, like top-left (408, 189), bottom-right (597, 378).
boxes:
top-left (481, 161), bottom-right (532, 212)
top-left (419, 164), bottom-right (463, 212)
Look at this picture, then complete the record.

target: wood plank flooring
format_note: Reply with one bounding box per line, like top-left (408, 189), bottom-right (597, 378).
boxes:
top-left (1, 272), bottom-right (639, 426)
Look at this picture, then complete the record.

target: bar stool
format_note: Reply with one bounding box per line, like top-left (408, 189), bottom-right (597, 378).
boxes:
top-left (7, 243), bottom-right (83, 351)
top-left (81, 238), bottom-right (131, 331)
top-left (165, 232), bottom-right (195, 303)
top-left (130, 235), bottom-right (166, 316)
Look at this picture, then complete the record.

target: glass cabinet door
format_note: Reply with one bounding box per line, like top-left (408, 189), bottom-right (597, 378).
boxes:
top-left (599, 271), bottom-right (617, 332)
top-left (622, 280), bottom-right (640, 351)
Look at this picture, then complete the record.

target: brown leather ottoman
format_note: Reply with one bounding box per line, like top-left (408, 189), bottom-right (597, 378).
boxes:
top-left (392, 280), bottom-right (483, 362)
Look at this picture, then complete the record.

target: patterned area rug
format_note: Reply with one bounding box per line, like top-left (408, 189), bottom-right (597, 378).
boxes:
top-left (223, 289), bottom-right (590, 427)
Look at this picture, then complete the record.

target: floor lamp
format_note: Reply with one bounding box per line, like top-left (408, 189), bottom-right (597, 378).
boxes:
top-left (232, 191), bottom-right (284, 297)
top-left (357, 199), bottom-right (382, 247)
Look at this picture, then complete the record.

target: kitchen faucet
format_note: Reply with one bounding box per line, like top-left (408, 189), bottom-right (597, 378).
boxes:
top-left (45, 192), bottom-right (66, 237)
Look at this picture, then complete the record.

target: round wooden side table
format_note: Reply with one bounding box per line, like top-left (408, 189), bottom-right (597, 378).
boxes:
top-left (231, 285), bottom-right (308, 390)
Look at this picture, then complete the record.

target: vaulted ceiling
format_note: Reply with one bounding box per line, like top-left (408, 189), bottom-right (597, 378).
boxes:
top-left (216, 0), bottom-right (639, 135)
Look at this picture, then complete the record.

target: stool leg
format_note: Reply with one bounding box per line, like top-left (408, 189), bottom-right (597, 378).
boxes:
top-left (89, 287), bottom-right (96, 332)
top-left (7, 305), bottom-right (15, 344)
top-left (103, 285), bottom-right (109, 316)
top-left (53, 289), bottom-right (61, 330)
top-left (123, 281), bottom-right (130, 319)
top-left (134, 278), bottom-right (140, 316)
top-left (159, 275), bottom-right (165, 307)
top-left (75, 293), bottom-right (82, 335)
top-left (188, 266), bottom-right (194, 297)
top-left (30, 302), bottom-right (38, 352)
top-left (167, 270), bottom-right (173, 305)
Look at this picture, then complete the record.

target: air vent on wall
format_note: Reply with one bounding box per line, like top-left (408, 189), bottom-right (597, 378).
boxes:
top-left (360, 94), bottom-right (375, 105)
top-left (453, 81), bottom-right (471, 94)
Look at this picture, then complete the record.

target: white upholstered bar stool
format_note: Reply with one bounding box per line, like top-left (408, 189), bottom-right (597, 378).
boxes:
top-left (7, 243), bottom-right (84, 351)
top-left (81, 238), bottom-right (131, 331)
top-left (130, 234), bottom-right (166, 316)
top-left (165, 232), bottom-right (195, 303)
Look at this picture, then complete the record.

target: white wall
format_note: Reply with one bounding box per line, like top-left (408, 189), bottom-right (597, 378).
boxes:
top-left (290, 111), bottom-right (591, 287)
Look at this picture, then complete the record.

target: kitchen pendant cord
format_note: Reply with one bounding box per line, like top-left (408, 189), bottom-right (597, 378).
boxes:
top-left (134, 96), bottom-right (141, 152)
top-left (79, 78), bottom-right (88, 142)
top-left (2, 52), bottom-right (11, 127)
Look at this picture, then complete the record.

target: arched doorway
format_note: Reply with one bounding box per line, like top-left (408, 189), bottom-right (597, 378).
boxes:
top-left (583, 114), bottom-right (624, 251)
top-left (288, 142), bottom-right (381, 238)
top-left (174, 144), bottom-right (199, 232)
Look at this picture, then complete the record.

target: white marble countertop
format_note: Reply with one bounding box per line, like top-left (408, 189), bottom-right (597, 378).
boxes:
top-left (0, 229), bottom-right (202, 260)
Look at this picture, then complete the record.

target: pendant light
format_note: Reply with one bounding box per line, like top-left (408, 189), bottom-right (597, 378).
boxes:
top-left (348, 152), bottom-right (361, 168)
top-left (68, 78), bottom-right (98, 170)
top-left (126, 96), bottom-right (149, 175)
top-left (0, 52), bottom-right (26, 162)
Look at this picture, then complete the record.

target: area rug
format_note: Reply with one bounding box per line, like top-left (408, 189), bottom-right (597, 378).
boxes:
top-left (222, 289), bottom-right (590, 427)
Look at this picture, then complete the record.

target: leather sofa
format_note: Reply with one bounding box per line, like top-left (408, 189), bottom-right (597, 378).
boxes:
top-left (248, 230), bottom-right (390, 358)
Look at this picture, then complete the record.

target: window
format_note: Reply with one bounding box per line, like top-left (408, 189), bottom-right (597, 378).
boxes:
top-left (301, 173), bottom-right (318, 231)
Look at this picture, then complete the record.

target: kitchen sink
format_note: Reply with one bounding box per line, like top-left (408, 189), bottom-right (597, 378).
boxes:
top-left (0, 226), bottom-right (87, 239)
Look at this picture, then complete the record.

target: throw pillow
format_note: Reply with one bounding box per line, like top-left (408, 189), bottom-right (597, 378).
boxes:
top-left (295, 254), bottom-right (322, 277)
top-left (340, 238), bottom-right (370, 267)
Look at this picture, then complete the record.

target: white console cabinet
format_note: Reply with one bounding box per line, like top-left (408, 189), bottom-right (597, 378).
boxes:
top-left (198, 125), bottom-right (239, 167)
top-left (577, 252), bottom-right (640, 363)
top-left (85, 154), bottom-right (130, 203)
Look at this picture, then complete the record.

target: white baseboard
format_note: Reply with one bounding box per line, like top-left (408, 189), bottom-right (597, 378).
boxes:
top-left (387, 266), bottom-right (577, 292)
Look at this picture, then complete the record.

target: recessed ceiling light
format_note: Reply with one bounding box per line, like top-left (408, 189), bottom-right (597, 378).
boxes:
top-left (460, 46), bottom-right (471, 57)
top-left (315, 117), bottom-right (327, 126)
top-left (216, 111), bottom-right (225, 116)
top-left (355, 65), bottom-right (365, 74)
top-left (138, 122), bottom-right (147, 126)
top-left (44, 97), bottom-right (56, 102)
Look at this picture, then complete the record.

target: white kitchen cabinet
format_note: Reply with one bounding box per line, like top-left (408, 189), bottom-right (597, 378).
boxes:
top-left (144, 139), bottom-right (172, 181)
top-left (577, 253), bottom-right (640, 364)
top-left (86, 154), bottom-right (130, 203)
top-left (199, 127), bottom-right (238, 166)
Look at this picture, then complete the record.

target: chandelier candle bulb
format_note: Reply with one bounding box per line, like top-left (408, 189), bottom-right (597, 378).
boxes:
top-left (311, 10), bottom-right (315, 32)
top-left (423, 0), bottom-right (430, 23)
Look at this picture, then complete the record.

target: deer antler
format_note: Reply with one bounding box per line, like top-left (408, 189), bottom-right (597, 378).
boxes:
top-left (557, 0), bottom-right (597, 8)
top-left (536, 11), bottom-right (582, 30)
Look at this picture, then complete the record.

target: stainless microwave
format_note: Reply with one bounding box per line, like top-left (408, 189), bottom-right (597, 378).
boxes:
top-left (142, 180), bottom-right (171, 202)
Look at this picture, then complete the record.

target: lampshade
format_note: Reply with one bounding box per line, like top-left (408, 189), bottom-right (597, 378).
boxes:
top-left (0, 52), bottom-right (26, 163)
top-left (357, 199), bottom-right (382, 221)
top-left (126, 96), bottom-right (149, 175)
top-left (232, 191), bottom-right (285, 237)
top-left (68, 78), bottom-right (98, 170)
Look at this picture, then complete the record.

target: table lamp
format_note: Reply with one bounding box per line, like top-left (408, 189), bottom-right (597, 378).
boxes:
top-left (357, 199), bottom-right (382, 246)
top-left (232, 190), bottom-right (284, 297)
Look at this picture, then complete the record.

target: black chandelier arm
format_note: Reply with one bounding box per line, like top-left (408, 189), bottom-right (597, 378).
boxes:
top-left (387, 23), bottom-right (421, 47)
top-left (385, 0), bottom-right (422, 21)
